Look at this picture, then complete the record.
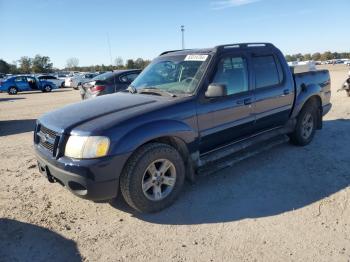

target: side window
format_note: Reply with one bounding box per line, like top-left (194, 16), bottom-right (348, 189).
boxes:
top-left (126, 73), bottom-right (139, 82)
top-left (252, 55), bottom-right (281, 89)
top-left (211, 56), bottom-right (249, 95)
top-left (120, 75), bottom-right (128, 83)
top-left (15, 76), bottom-right (26, 82)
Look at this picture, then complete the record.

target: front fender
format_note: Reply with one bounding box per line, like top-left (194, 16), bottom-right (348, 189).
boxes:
top-left (291, 83), bottom-right (322, 119)
top-left (111, 120), bottom-right (197, 155)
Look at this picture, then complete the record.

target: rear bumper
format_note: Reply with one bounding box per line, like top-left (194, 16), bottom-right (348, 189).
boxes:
top-left (34, 146), bottom-right (130, 201)
top-left (322, 103), bottom-right (332, 116)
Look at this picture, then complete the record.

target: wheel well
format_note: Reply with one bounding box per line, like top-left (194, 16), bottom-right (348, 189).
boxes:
top-left (147, 136), bottom-right (190, 164)
top-left (123, 136), bottom-right (195, 183)
top-left (303, 95), bottom-right (322, 129)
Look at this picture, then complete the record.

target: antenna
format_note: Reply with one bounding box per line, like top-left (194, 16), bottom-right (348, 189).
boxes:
top-left (106, 33), bottom-right (113, 65)
top-left (181, 25), bottom-right (185, 50)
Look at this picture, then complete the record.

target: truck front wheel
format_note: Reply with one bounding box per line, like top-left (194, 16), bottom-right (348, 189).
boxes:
top-left (120, 143), bottom-right (185, 213)
top-left (289, 103), bottom-right (318, 146)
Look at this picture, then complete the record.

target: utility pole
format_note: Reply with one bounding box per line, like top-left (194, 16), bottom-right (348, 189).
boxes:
top-left (106, 33), bottom-right (113, 66)
top-left (181, 25), bottom-right (185, 50)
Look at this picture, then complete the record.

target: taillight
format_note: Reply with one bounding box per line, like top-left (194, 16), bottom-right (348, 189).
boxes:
top-left (90, 85), bottom-right (105, 93)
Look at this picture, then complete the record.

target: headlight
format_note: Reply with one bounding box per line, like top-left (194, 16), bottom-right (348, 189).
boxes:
top-left (65, 136), bottom-right (110, 159)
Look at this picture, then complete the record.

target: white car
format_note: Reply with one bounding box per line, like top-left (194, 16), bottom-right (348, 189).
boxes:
top-left (38, 75), bottom-right (65, 88)
top-left (344, 60), bottom-right (350, 66)
top-left (65, 73), bottom-right (98, 89)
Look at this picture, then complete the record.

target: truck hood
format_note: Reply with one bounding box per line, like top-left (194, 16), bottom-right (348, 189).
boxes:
top-left (39, 93), bottom-right (163, 133)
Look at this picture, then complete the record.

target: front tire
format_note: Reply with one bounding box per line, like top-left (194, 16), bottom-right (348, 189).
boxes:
top-left (289, 103), bottom-right (318, 146)
top-left (120, 143), bottom-right (185, 213)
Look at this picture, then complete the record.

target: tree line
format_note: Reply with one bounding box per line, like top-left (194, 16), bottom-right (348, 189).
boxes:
top-left (285, 51), bottom-right (350, 62)
top-left (1, 51), bottom-right (349, 74)
top-left (0, 55), bottom-right (151, 74)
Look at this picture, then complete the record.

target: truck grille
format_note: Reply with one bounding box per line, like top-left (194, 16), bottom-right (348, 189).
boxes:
top-left (37, 125), bottom-right (59, 154)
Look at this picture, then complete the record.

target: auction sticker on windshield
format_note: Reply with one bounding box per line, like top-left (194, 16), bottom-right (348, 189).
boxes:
top-left (184, 55), bottom-right (208, 61)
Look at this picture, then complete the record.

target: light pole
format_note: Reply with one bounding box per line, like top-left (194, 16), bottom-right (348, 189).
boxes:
top-left (181, 25), bottom-right (185, 50)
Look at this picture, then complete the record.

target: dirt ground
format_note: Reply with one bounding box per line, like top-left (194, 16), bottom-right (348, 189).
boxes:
top-left (0, 65), bottom-right (349, 262)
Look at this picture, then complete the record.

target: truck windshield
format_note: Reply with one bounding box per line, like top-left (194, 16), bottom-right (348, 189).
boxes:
top-left (131, 54), bottom-right (210, 94)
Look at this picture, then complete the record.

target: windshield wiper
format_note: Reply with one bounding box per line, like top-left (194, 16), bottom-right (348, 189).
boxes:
top-left (138, 87), bottom-right (177, 97)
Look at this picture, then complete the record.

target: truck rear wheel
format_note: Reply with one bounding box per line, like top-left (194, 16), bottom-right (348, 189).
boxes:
top-left (120, 143), bottom-right (185, 213)
top-left (289, 103), bottom-right (318, 146)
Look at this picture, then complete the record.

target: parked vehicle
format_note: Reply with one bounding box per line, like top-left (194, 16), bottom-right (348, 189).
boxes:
top-left (34, 43), bottom-right (331, 213)
top-left (65, 73), bottom-right (98, 89)
top-left (38, 75), bottom-right (65, 88)
top-left (0, 73), bottom-right (6, 79)
top-left (344, 60), bottom-right (350, 66)
top-left (80, 69), bottom-right (141, 99)
top-left (1, 75), bottom-right (58, 95)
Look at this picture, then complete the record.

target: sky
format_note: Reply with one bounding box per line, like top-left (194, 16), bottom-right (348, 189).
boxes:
top-left (0, 0), bottom-right (349, 68)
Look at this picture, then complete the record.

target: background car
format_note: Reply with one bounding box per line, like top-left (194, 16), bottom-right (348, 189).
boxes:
top-left (65, 73), bottom-right (98, 89)
top-left (0, 75), bottom-right (58, 95)
top-left (79, 69), bottom-right (141, 99)
top-left (37, 75), bottom-right (65, 88)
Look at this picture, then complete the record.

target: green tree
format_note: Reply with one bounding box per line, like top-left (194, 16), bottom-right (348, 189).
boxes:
top-left (0, 59), bottom-right (10, 73)
top-left (18, 56), bottom-right (32, 73)
top-left (126, 59), bottom-right (135, 69)
top-left (32, 55), bottom-right (53, 73)
top-left (311, 52), bottom-right (321, 61)
top-left (321, 51), bottom-right (333, 61)
top-left (303, 53), bottom-right (312, 61)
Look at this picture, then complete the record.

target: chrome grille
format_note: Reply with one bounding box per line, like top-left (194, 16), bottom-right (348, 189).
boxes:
top-left (37, 125), bottom-right (58, 154)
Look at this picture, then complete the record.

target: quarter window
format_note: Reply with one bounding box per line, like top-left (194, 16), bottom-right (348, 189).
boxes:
top-left (211, 56), bottom-right (248, 95)
top-left (252, 55), bottom-right (282, 88)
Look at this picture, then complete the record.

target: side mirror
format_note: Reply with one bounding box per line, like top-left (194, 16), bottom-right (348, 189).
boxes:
top-left (205, 83), bottom-right (227, 98)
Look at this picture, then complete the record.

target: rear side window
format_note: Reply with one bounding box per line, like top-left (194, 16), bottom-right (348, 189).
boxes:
top-left (252, 55), bottom-right (282, 89)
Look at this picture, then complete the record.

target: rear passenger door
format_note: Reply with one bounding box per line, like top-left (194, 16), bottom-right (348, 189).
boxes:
top-left (250, 53), bottom-right (294, 131)
top-left (197, 54), bottom-right (255, 153)
top-left (14, 76), bottom-right (30, 91)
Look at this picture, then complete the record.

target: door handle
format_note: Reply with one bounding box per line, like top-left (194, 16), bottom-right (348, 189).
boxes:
top-left (237, 98), bottom-right (252, 105)
top-left (283, 89), bottom-right (290, 95)
top-left (244, 98), bottom-right (252, 105)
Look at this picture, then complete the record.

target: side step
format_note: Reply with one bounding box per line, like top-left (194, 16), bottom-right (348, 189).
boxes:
top-left (198, 133), bottom-right (289, 175)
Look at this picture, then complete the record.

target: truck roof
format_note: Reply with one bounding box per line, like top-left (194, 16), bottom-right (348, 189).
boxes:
top-left (159, 43), bottom-right (277, 57)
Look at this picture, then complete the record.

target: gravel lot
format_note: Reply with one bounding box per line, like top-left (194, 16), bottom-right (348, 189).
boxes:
top-left (0, 65), bottom-right (349, 262)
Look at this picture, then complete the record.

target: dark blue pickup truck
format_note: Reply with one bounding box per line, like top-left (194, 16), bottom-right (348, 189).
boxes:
top-left (34, 43), bottom-right (332, 213)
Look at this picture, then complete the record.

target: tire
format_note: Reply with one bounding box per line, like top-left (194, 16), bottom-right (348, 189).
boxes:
top-left (43, 85), bottom-right (52, 92)
top-left (61, 82), bottom-right (65, 88)
top-left (120, 143), bottom-right (185, 213)
top-left (347, 90), bottom-right (350, 97)
top-left (8, 86), bottom-right (18, 95)
top-left (289, 102), bottom-right (318, 146)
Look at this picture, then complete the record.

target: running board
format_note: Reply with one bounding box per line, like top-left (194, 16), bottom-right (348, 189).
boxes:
top-left (197, 126), bottom-right (292, 174)
top-left (198, 134), bottom-right (289, 175)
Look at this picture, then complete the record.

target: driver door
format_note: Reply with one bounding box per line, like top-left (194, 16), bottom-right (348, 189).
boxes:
top-left (197, 54), bottom-right (255, 153)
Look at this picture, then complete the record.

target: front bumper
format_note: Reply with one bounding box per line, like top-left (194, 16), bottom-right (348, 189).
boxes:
top-left (34, 146), bottom-right (130, 201)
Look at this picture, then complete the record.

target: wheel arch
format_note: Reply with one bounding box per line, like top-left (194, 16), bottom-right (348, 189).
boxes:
top-left (113, 120), bottom-right (198, 183)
